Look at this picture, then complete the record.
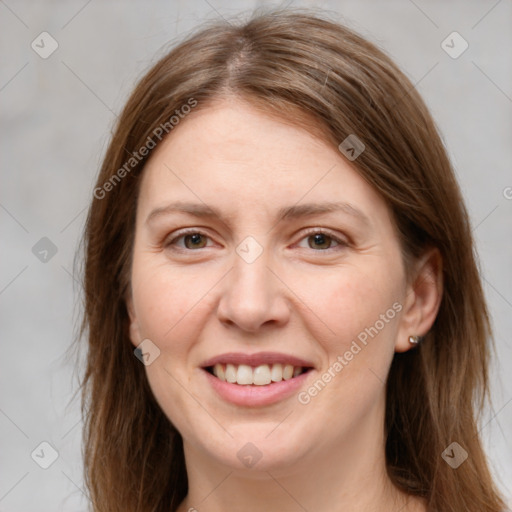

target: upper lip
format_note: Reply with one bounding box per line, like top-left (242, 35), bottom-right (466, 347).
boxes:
top-left (201, 352), bottom-right (315, 369)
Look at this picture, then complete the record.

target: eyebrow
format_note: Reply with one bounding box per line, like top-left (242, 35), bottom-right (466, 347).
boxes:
top-left (145, 200), bottom-right (371, 227)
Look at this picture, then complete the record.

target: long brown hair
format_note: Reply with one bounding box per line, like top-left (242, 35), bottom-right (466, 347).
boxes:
top-left (73, 8), bottom-right (508, 511)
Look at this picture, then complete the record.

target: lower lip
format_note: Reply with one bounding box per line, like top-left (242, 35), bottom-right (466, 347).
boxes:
top-left (202, 368), bottom-right (313, 407)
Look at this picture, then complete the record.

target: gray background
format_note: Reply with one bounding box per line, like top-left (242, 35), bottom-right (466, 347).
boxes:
top-left (1, 0), bottom-right (511, 510)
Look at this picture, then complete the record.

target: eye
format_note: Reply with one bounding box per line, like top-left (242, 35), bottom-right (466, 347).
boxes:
top-left (165, 229), bottom-right (213, 250)
top-left (165, 228), bottom-right (348, 252)
top-left (296, 229), bottom-right (347, 251)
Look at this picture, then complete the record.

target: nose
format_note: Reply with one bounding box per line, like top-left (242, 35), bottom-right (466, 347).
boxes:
top-left (216, 242), bottom-right (290, 333)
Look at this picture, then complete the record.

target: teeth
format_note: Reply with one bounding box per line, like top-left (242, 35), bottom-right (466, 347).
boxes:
top-left (225, 363), bottom-right (237, 383)
top-left (270, 363), bottom-right (282, 382)
top-left (237, 364), bottom-right (253, 385)
top-left (253, 364), bottom-right (271, 385)
top-left (212, 363), bottom-right (307, 385)
top-left (214, 363), bottom-right (226, 381)
top-left (283, 364), bottom-right (294, 380)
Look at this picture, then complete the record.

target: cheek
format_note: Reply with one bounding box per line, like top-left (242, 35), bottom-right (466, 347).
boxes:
top-left (292, 266), bottom-right (401, 429)
top-left (130, 258), bottom-right (202, 354)
top-left (298, 262), bottom-right (401, 353)
top-left (130, 259), bottom-right (211, 432)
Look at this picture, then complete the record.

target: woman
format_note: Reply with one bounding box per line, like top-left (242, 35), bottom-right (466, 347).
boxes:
top-left (77, 9), bottom-right (508, 512)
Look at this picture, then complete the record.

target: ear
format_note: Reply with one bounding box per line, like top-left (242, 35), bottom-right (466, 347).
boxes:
top-left (125, 291), bottom-right (142, 348)
top-left (395, 247), bottom-right (443, 353)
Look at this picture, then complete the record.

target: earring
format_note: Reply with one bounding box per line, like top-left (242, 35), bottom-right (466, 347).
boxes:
top-left (408, 335), bottom-right (420, 344)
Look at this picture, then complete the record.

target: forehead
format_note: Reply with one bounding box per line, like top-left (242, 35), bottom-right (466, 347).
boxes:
top-left (136, 98), bottom-right (391, 226)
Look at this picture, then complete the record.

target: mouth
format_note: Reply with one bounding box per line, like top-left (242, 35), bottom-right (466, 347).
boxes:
top-left (204, 363), bottom-right (314, 386)
top-left (199, 352), bottom-right (315, 406)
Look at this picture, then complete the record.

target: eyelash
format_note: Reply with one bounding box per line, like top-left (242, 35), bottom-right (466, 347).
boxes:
top-left (164, 227), bottom-right (349, 253)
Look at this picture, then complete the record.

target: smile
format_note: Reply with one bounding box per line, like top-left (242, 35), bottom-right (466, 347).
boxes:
top-left (200, 352), bottom-right (316, 406)
top-left (207, 363), bottom-right (311, 385)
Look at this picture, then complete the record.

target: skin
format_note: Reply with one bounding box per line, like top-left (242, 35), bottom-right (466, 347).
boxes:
top-left (126, 97), bottom-right (442, 512)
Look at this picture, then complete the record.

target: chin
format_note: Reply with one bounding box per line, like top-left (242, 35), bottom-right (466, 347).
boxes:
top-left (193, 424), bottom-right (311, 473)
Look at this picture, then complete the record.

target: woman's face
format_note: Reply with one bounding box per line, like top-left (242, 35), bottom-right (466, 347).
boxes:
top-left (127, 97), bottom-right (418, 472)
